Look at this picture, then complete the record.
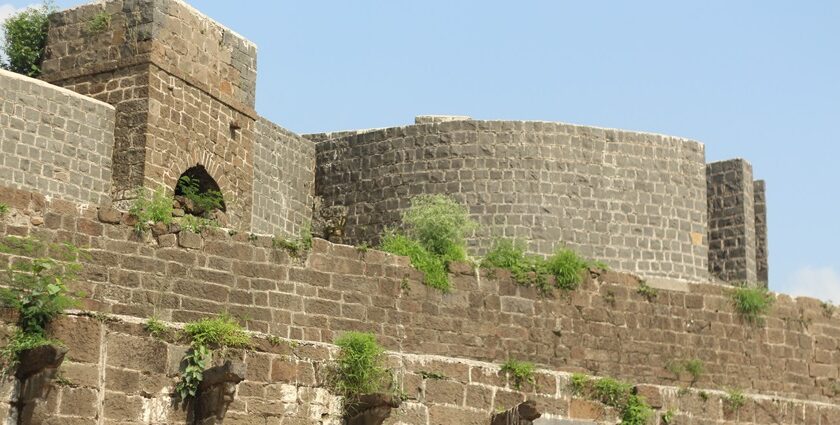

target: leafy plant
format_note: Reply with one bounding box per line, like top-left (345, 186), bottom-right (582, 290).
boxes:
top-left (569, 373), bottom-right (590, 396)
top-left (731, 284), bottom-right (774, 324)
top-left (481, 238), bottom-right (602, 293)
top-left (183, 314), bottom-right (251, 348)
top-left (620, 394), bottom-right (653, 425)
top-left (175, 314), bottom-right (251, 400)
top-left (0, 203), bottom-right (8, 216)
top-left (661, 409), bottom-right (675, 424)
top-left (380, 232), bottom-right (448, 290)
top-left (354, 242), bottom-right (370, 253)
top-left (1, 1), bottom-right (53, 77)
top-left (273, 224), bottom-right (313, 257)
top-left (266, 335), bottom-right (283, 346)
top-left (592, 377), bottom-right (632, 408)
top-left (129, 186), bottom-right (173, 231)
top-left (725, 388), bottom-right (746, 411)
top-left (684, 359), bottom-right (704, 385)
top-left (636, 281), bottom-right (658, 302)
top-left (401, 194), bottom-right (476, 260)
top-left (144, 316), bottom-right (168, 338)
top-left (175, 343), bottom-right (210, 400)
top-left (0, 329), bottom-right (58, 370)
top-left (178, 215), bottom-right (217, 233)
top-left (698, 390), bottom-right (709, 401)
top-left (177, 175), bottom-right (224, 215)
top-left (87, 11), bottom-right (110, 33)
top-left (500, 359), bottom-right (535, 390)
top-left (332, 332), bottom-right (388, 397)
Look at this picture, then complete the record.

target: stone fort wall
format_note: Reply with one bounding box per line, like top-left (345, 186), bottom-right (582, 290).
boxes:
top-left (0, 69), bottom-right (115, 205)
top-left (0, 186), bottom-right (836, 415)
top-left (312, 119), bottom-right (710, 282)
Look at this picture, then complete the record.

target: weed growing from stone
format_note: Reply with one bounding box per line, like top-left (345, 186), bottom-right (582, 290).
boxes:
top-left (569, 373), bottom-right (590, 396)
top-left (331, 332), bottom-right (389, 398)
top-left (273, 224), bottom-right (313, 257)
top-left (0, 203), bottom-right (8, 216)
top-left (354, 242), bottom-right (370, 254)
top-left (87, 11), bottom-right (111, 33)
top-left (666, 358), bottom-right (704, 386)
top-left (380, 195), bottom-right (476, 291)
top-left (724, 388), bottom-right (746, 411)
top-left (417, 371), bottom-right (446, 380)
top-left (621, 394), bottom-right (653, 425)
top-left (481, 238), bottom-right (604, 293)
top-left (144, 316), bottom-right (168, 338)
top-left (568, 374), bottom-right (652, 424)
top-left (266, 335), bottom-right (283, 346)
top-left (661, 409), bottom-right (676, 424)
top-left (0, 238), bottom-right (81, 371)
top-left (129, 186), bottom-right (173, 231)
top-left (177, 175), bottom-right (225, 214)
top-left (731, 284), bottom-right (774, 324)
top-left (178, 214), bottom-right (218, 234)
top-left (500, 359), bottom-right (535, 390)
top-left (176, 314), bottom-right (251, 400)
top-left (0, 1), bottom-right (53, 76)
top-left (636, 281), bottom-right (658, 302)
top-left (698, 390), bottom-right (709, 401)
top-left (822, 301), bottom-right (835, 318)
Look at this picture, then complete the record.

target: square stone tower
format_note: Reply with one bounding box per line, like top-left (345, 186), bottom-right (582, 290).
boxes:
top-left (40, 0), bottom-right (258, 230)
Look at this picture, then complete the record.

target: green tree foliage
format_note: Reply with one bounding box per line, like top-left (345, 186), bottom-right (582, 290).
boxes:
top-left (1, 2), bottom-right (54, 77)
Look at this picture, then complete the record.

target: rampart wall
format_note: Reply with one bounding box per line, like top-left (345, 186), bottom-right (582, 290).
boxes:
top-left (0, 185), bottom-right (834, 410)
top-left (312, 119), bottom-right (709, 282)
top-left (1, 313), bottom-right (838, 425)
top-left (0, 69), bottom-right (115, 205)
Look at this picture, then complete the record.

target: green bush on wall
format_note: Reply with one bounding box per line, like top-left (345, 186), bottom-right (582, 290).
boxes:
top-left (1, 2), bottom-right (54, 77)
top-left (332, 332), bottom-right (389, 398)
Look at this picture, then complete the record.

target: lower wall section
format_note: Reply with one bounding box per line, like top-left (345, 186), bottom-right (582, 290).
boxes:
top-left (1, 313), bottom-right (837, 425)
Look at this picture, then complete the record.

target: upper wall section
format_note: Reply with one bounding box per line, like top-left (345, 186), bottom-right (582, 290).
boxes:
top-left (252, 118), bottom-right (316, 238)
top-left (312, 119), bottom-right (709, 282)
top-left (0, 69), bottom-right (115, 204)
top-left (42, 0), bottom-right (257, 115)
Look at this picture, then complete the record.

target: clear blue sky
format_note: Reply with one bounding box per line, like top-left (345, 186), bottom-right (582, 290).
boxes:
top-left (3, 1), bottom-right (838, 301)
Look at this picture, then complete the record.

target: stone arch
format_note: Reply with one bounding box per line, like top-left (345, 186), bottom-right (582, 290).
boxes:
top-left (174, 164), bottom-right (227, 212)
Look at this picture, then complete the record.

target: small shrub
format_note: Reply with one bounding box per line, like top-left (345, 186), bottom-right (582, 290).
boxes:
top-left (661, 409), bottom-right (675, 424)
top-left (401, 194), bottom-right (476, 261)
top-left (822, 301), bottom-right (835, 318)
top-left (178, 215), bottom-right (218, 234)
top-left (183, 314), bottom-right (251, 348)
top-left (177, 175), bottom-right (224, 214)
top-left (1, 1), bottom-right (53, 77)
top-left (273, 224), bottom-right (313, 257)
top-left (569, 373), bottom-right (590, 396)
top-left (266, 335), bottom-right (283, 346)
top-left (144, 317), bottom-right (167, 338)
top-left (354, 242), bottom-right (370, 253)
top-left (482, 239), bottom-right (600, 293)
top-left (129, 186), bottom-right (173, 231)
top-left (332, 332), bottom-right (388, 397)
top-left (0, 203), bottom-right (8, 216)
top-left (0, 256), bottom-right (80, 334)
top-left (87, 11), bottom-right (110, 33)
top-left (545, 248), bottom-right (590, 290)
top-left (725, 388), bottom-right (746, 411)
top-left (500, 359), bottom-right (535, 390)
top-left (620, 394), bottom-right (653, 425)
top-left (0, 329), bottom-right (58, 370)
top-left (731, 285), bottom-right (774, 324)
top-left (175, 343), bottom-right (210, 400)
top-left (684, 359), bottom-right (704, 384)
top-left (380, 232), bottom-right (448, 291)
top-left (698, 390), bottom-right (709, 401)
top-left (636, 281), bottom-right (658, 302)
top-left (592, 377), bottom-right (632, 408)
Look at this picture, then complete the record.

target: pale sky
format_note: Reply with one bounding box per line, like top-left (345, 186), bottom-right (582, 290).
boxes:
top-left (2, 1), bottom-right (839, 302)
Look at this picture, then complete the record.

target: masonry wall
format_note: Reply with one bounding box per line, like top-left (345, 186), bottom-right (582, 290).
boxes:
top-left (251, 118), bottom-right (316, 238)
top-left (706, 159), bottom-right (758, 283)
top-left (41, 0), bottom-right (259, 227)
top-left (0, 69), bottom-right (115, 205)
top-left (1, 312), bottom-right (837, 425)
top-left (313, 120), bottom-right (709, 282)
top-left (0, 185), bottom-right (836, 410)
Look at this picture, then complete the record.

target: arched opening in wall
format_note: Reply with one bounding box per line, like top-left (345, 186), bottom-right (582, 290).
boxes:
top-left (174, 165), bottom-right (227, 224)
